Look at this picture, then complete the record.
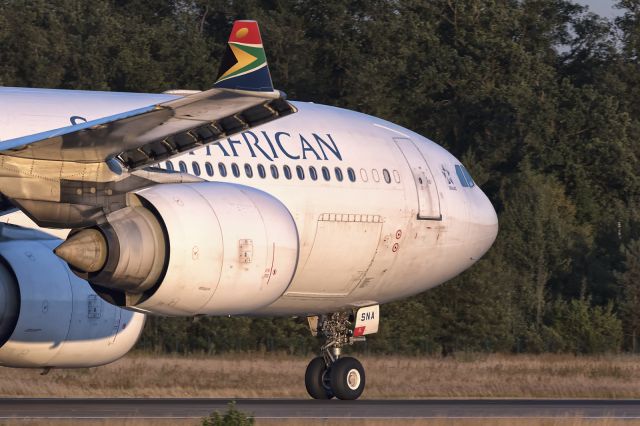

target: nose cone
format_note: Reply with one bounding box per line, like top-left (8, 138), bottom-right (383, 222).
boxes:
top-left (54, 229), bottom-right (108, 272)
top-left (467, 189), bottom-right (499, 260)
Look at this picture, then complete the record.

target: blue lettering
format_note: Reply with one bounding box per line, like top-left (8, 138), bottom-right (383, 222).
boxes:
top-left (261, 131), bottom-right (279, 159)
top-left (241, 132), bottom-right (257, 158)
top-left (275, 132), bottom-right (299, 160)
top-left (242, 131), bottom-right (274, 161)
top-left (210, 140), bottom-right (230, 157)
top-left (314, 134), bottom-right (342, 161)
top-left (227, 137), bottom-right (242, 156)
top-left (202, 131), bottom-right (342, 162)
top-left (300, 135), bottom-right (322, 160)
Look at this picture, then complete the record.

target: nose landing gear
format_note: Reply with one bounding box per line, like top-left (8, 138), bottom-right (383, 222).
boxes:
top-left (305, 310), bottom-right (372, 400)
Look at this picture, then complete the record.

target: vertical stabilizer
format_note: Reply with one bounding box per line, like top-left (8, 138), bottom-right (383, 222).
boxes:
top-left (214, 20), bottom-right (275, 92)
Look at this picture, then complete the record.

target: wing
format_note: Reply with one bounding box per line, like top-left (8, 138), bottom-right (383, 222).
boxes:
top-left (0, 20), bottom-right (295, 170)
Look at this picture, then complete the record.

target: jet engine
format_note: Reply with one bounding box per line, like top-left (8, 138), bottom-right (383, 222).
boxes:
top-left (0, 235), bottom-right (145, 368)
top-left (56, 182), bottom-right (299, 316)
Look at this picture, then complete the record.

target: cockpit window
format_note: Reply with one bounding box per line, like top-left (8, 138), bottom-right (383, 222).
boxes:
top-left (455, 164), bottom-right (475, 188)
top-left (463, 167), bottom-right (475, 187)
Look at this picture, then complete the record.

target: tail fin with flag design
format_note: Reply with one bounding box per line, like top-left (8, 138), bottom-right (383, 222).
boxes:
top-left (213, 20), bottom-right (275, 93)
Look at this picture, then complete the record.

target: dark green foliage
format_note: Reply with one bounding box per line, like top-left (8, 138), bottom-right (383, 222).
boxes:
top-left (548, 299), bottom-right (622, 354)
top-left (1, 0), bottom-right (639, 354)
top-left (137, 316), bottom-right (317, 354)
top-left (201, 402), bottom-right (254, 426)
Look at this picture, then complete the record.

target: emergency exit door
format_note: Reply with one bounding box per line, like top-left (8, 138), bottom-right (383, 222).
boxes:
top-left (393, 137), bottom-right (441, 220)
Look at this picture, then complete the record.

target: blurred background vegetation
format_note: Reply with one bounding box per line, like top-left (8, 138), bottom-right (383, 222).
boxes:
top-left (1, 0), bottom-right (640, 355)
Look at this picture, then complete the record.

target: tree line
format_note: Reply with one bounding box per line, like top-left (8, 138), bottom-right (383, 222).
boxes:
top-left (1, 0), bottom-right (640, 355)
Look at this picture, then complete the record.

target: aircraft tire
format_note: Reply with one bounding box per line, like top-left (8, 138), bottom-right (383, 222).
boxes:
top-left (329, 356), bottom-right (365, 400)
top-left (305, 356), bottom-right (334, 399)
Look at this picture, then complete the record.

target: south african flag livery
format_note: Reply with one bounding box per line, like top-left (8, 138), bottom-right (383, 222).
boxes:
top-left (214, 20), bottom-right (275, 92)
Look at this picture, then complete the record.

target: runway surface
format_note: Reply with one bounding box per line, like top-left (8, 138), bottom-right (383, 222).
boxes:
top-left (2, 398), bottom-right (640, 420)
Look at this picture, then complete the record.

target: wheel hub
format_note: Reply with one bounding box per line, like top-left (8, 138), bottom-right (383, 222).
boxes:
top-left (346, 368), bottom-right (361, 390)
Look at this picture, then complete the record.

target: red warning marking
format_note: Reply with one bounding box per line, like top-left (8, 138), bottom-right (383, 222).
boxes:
top-left (392, 243), bottom-right (399, 252)
top-left (395, 230), bottom-right (402, 239)
top-left (353, 326), bottom-right (366, 337)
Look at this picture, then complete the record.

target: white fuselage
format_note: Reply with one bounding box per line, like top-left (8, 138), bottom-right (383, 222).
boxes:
top-left (0, 88), bottom-right (498, 315)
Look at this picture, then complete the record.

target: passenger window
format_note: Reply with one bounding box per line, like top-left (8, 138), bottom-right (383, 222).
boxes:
top-left (383, 169), bottom-right (391, 184)
top-left (231, 163), bottom-right (240, 177)
top-left (218, 162), bottom-right (228, 177)
top-left (309, 166), bottom-right (318, 181)
top-left (372, 169), bottom-right (380, 182)
top-left (258, 164), bottom-right (266, 178)
top-left (283, 165), bottom-right (292, 180)
top-left (335, 167), bottom-right (343, 182)
top-left (271, 164), bottom-right (279, 179)
top-left (360, 168), bottom-right (368, 182)
top-left (393, 170), bottom-right (401, 183)
top-left (244, 163), bottom-right (253, 178)
top-left (179, 161), bottom-right (187, 173)
top-left (192, 161), bottom-right (201, 176)
top-left (322, 166), bottom-right (331, 181)
top-left (347, 167), bottom-right (356, 182)
top-left (166, 161), bottom-right (175, 171)
top-left (296, 165), bottom-right (305, 180)
top-left (205, 162), bottom-right (214, 177)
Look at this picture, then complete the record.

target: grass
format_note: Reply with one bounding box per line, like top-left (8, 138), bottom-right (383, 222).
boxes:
top-left (3, 352), bottom-right (640, 399)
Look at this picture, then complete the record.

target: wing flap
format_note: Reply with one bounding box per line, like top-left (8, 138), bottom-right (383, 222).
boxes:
top-left (117, 96), bottom-right (295, 169)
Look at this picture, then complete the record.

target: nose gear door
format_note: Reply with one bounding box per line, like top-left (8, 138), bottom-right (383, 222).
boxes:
top-left (393, 137), bottom-right (441, 220)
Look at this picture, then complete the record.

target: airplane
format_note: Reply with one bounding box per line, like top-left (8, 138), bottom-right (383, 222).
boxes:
top-left (0, 20), bottom-right (497, 400)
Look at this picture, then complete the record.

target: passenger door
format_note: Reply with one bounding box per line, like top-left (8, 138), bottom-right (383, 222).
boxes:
top-left (393, 137), bottom-right (441, 220)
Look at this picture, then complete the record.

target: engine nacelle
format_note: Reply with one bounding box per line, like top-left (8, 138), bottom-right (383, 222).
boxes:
top-left (0, 238), bottom-right (145, 368)
top-left (58, 182), bottom-right (300, 316)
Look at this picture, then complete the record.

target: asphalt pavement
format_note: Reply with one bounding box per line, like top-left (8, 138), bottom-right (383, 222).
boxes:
top-left (1, 398), bottom-right (640, 420)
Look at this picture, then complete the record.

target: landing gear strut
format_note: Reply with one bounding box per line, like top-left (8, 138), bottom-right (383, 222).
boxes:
top-left (305, 311), bottom-right (370, 400)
